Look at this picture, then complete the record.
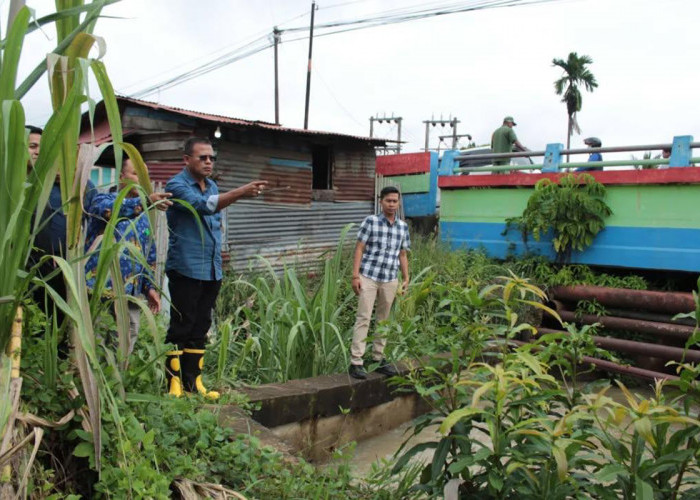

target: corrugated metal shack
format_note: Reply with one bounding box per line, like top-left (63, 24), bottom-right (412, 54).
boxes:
top-left (80, 97), bottom-right (386, 271)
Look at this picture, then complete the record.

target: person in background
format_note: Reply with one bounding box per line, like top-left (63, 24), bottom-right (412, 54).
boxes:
top-left (576, 137), bottom-right (603, 172)
top-left (84, 156), bottom-right (172, 355)
top-left (348, 186), bottom-right (410, 380)
top-left (164, 137), bottom-right (267, 398)
top-left (28, 125), bottom-right (96, 341)
top-left (491, 116), bottom-right (529, 169)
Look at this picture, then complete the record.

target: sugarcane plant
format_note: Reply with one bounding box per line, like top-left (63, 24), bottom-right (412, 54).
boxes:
top-left (0, 1), bottom-right (161, 495)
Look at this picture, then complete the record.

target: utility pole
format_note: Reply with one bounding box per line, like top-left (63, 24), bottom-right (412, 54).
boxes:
top-left (438, 133), bottom-right (473, 149)
top-left (273, 27), bottom-right (281, 125)
top-left (369, 114), bottom-right (403, 155)
top-left (303, 1), bottom-right (317, 130)
top-left (423, 116), bottom-right (460, 151)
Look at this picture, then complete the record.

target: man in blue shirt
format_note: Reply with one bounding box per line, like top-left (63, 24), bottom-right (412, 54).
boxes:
top-left (85, 156), bottom-right (172, 355)
top-left (164, 137), bottom-right (267, 398)
top-left (349, 186), bottom-right (410, 380)
top-left (29, 126), bottom-right (96, 341)
top-left (575, 137), bottom-right (603, 172)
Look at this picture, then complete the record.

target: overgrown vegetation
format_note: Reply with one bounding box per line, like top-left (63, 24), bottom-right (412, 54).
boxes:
top-left (390, 277), bottom-right (700, 499)
top-left (210, 231), bottom-right (650, 387)
top-left (505, 173), bottom-right (613, 262)
top-left (3, 4), bottom-right (694, 496)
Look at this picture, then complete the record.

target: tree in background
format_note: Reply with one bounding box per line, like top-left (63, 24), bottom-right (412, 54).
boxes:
top-left (552, 52), bottom-right (598, 159)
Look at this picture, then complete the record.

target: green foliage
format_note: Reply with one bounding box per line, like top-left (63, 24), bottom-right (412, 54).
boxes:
top-left (632, 151), bottom-right (658, 170)
top-left (530, 322), bottom-right (616, 403)
top-left (505, 174), bottom-right (613, 262)
top-left (392, 277), bottom-right (700, 499)
top-left (21, 308), bottom-right (404, 499)
top-left (211, 234), bottom-right (649, 386)
top-left (212, 225), bottom-right (356, 384)
top-left (0, 3), bottom-right (165, 494)
top-left (574, 298), bottom-right (607, 319)
top-left (514, 257), bottom-right (648, 290)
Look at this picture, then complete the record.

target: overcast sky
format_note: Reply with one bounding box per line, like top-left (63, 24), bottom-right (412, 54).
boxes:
top-left (16, 0), bottom-right (700, 160)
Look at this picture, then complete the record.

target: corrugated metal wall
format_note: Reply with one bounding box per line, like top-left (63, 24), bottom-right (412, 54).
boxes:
top-left (333, 145), bottom-right (375, 201)
top-left (118, 106), bottom-right (379, 272)
top-left (215, 142), bottom-right (313, 205)
top-left (225, 200), bottom-right (372, 271)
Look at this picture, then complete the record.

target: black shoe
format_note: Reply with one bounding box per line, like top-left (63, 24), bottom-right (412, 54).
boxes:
top-left (375, 359), bottom-right (398, 377)
top-left (349, 364), bottom-right (367, 379)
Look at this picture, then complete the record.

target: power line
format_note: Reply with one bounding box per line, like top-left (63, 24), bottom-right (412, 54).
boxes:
top-left (128, 0), bottom-right (570, 99)
top-left (315, 68), bottom-right (366, 129)
top-left (131, 36), bottom-right (274, 98)
top-left (281, 0), bottom-right (564, 34)
top-left (120, 9), bottom-right (310, 96)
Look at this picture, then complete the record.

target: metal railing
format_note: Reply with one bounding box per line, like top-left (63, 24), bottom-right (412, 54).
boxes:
top-left (448, 137), bottom-right (699, 174)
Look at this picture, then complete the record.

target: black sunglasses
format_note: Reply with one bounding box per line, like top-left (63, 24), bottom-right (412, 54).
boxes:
top-left (187, 154), bottom-right (217, 162)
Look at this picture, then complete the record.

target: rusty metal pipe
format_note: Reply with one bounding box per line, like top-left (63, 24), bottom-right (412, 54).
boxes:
top-left (605, 308), bottom-right (696, 327)
top-left (537, 327), bottom-right (700, 363)
top-left (511, 340), bottom-right (678, 382)
top-left (555, 310), bottom-right (696, 342)
top-left (578, 355), bottom-right (679, 382)
top-left (550, 286), bottom-right (695, 315)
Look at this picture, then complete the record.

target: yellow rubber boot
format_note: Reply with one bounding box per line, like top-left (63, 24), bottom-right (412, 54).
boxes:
top-left (182, 348), bottom-right (220, 400)
top-left (165, 350), bottom-right (184, 397)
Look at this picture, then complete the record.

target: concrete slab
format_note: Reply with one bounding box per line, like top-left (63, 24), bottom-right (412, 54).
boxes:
top-left (239, 359), bottom-right (424, 428)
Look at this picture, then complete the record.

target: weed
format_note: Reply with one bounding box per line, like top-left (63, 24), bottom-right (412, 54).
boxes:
top-left (505, 174), bottom-right (612, 262)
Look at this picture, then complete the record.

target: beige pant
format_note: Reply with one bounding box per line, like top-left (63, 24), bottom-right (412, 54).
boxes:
top-left (350, 275), bottom-right (398, 366)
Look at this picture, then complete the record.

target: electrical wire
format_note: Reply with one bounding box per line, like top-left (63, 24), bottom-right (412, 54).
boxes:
top-left (121, 8), bottom-right (309, 96)
top-left (315, 68), bottom-right (367, 130)
top-left (128, 0), bottom-right (571, 98)
top-left (131, 36), bottom-right (274, 98)
top-left (281, 0), bottom-right (565, 34)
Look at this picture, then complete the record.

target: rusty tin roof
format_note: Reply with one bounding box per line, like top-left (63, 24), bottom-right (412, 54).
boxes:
top-left (116, 96), bottom-right (388, 144)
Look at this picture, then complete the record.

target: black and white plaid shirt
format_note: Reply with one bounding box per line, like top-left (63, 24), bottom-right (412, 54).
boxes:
top-left (358, 213), bottom-right (410, 282)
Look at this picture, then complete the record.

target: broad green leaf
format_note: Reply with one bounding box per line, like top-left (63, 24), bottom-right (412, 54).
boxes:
top-left (440, 407), bottom-right (482, 435)
top-left (73, 441), bottom-right (93, 458)
top-left (634, 476), bottom-right (654, 500)
top-left (552, 443), bottom-right (568, 481)
top-left (0, 7), bottom-right (30, 100)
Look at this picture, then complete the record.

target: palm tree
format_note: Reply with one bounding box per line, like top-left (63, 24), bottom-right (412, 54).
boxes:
top-left (552, 52), bottom-right (598, 159)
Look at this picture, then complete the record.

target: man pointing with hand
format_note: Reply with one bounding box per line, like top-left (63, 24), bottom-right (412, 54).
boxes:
top-left (164, 137), bottom-right (267, 398)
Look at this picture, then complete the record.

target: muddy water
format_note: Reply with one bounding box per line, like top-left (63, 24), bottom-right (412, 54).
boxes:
top-left (347, 382), bottom-right (658, 477)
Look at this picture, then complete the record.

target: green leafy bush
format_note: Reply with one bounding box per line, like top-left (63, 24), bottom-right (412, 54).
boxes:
top-left (506, 174), bottom-right (612, 262)
top-left (391, 277), bottom-right (700, 499)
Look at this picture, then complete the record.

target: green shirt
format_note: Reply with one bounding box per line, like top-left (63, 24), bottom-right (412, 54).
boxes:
top-left (491, 125), bottom-right (517, 166)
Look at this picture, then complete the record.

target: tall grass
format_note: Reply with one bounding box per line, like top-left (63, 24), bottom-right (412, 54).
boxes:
top-left (210, 229), bottom-right (652, 386)
top-left (213, 225), bottom-right (356, 384)
top-left (0, 2), bottom-right (164, 494)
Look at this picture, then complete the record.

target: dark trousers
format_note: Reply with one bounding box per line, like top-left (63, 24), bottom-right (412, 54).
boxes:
top-left (166, 270), bottom-right (221, 349)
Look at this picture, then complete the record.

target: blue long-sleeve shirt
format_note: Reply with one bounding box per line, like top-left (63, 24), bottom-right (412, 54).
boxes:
top-left (575, 152), bottom-right (603, 172)
top-left (165, 168), bottom-right (223, 281)
top-left (33, 180), bottom-right (96, 259)
top-left (84, 193), bottom-right (157, 297)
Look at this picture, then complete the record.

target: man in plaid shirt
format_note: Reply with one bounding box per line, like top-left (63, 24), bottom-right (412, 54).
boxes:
top-left (349, 186), bottom-right (410, 379)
